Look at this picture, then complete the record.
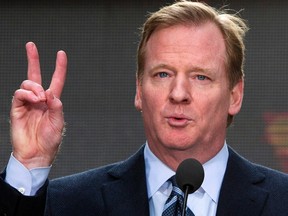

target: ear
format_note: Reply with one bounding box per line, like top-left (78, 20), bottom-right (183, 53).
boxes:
top-left (228, 79), bottom-right (244, 116)
top-left (134, 79), bottom-right (142, 111)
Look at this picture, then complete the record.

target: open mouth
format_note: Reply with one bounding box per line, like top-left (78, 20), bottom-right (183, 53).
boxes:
top-left (167, 117), bottom-right (190, 127)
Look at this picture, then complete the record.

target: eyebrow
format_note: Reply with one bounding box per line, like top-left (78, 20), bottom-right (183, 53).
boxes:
top-left (149, 63), bottom-right (212, 74)
top-left (148, 64), bottom-right (174, 72)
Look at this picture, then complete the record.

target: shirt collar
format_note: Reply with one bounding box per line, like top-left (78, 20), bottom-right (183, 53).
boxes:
top-left (144, 143), bottom-right (174, 199)
top-left (144, 141), bottom-right (228, 204)
top-left (201, 143), bottom-right (228, 203)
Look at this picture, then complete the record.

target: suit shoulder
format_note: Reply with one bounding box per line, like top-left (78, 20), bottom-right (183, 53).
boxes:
top-left (49, 161), bottom-right (121, 190)
top-left (227, 146), bottom-right (288, 191)
top-left (254, 163), bottom-right (288, 185)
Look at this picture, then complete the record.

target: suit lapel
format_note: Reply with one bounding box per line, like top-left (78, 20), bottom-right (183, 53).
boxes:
top-left (216, 147), bottom-right (269, 216)
top-left (101, 146), bottom-right (149, 216)
top-left (100, 145), bottom-right (270, 216)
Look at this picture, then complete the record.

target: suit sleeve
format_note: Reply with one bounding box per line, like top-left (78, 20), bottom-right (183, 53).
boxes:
top-left (0, 172), bottom-right (47, 216)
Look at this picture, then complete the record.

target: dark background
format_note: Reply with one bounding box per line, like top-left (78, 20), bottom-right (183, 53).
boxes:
top-left (0, 0), bottom-right (287, 178)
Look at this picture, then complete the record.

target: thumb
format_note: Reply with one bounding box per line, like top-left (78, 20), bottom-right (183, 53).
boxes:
top-left (45, 89), bottom-right (64, 130)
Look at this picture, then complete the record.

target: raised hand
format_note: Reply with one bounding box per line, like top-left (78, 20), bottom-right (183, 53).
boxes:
top-left (10, 42), bottom-right (67, 169)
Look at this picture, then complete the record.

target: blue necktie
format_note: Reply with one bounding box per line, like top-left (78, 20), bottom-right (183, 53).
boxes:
top-left (162, 176), bottom-right (195, 216)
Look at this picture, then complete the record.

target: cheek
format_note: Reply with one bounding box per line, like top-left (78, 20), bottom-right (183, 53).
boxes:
top-left (196, 91), bottom-right (230, 121)
top-left (141, 94), bottom-right (161, 131)
top-left (141, 90), bottom-right (162, 114)
top-left (141, 89), bottom-right (169, 131)
top-left (141, 81), bottom-right (166, 105)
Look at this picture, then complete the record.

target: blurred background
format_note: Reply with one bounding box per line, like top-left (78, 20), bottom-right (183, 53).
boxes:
top-left (0, 0), bottom-right (287, 178)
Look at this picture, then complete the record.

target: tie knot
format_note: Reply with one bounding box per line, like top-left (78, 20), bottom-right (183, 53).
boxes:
top-left (169, 176), bottom-right (184, 197)
top-left (170, 176), bottom-right (178, 187)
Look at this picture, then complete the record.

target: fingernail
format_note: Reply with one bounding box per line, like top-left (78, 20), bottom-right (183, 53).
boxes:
top-left (40, 91), bottom-right (46, 100)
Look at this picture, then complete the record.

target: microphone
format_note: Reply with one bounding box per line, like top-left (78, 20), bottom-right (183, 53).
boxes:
top-left (176, 158), bottom-right (204, 216)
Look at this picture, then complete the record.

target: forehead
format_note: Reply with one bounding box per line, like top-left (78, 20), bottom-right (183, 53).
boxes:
top-left (144, 22), bottom-right (227, 70)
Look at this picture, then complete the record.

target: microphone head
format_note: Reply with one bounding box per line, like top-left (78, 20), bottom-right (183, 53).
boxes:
top-left (175, 158), bottom-right (204, 194)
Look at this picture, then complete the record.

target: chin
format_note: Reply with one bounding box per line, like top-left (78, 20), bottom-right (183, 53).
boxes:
top-left (162, 138), bottom-right (195, 151)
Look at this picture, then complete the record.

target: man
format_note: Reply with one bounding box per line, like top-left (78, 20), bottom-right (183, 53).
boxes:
top-left (1, 1), bottom-right (288, 216)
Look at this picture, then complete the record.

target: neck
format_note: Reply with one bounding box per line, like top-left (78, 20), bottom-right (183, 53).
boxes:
top-left (148, 141), bottom-right (225, 171)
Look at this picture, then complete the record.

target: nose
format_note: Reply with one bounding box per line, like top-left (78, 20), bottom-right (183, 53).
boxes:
top-left (169, 75), bottom-right (191, 104)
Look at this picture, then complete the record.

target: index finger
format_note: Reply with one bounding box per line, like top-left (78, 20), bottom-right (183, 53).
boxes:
top-left (26, 42), bottom-right (42, 85)
top-left (49, 50), bottom-right (67, 99)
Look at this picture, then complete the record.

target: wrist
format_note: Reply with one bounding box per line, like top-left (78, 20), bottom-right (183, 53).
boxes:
top-left (12, 152), bottom-right (54, 169)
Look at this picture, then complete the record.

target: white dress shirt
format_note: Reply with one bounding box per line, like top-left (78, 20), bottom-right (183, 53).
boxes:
top-left (144, 142), bottom-right (228, 216)
top-left (5, 153), bottom-right (50, 196)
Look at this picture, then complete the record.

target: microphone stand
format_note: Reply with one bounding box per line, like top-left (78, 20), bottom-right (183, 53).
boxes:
top-left (181, 185), bottom-right (190, 216)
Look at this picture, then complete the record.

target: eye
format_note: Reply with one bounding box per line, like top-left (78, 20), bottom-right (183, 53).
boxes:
top-left (196, 75), bottom-right (207, 80)
top-left (157, 72), bottom-right (169, 78)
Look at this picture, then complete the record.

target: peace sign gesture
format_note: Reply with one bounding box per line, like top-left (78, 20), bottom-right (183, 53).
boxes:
top-left (10, 42), bottom-right (67, 169)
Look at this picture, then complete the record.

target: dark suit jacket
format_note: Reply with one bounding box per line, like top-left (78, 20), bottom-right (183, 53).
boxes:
top-left (1, 145), bottom-right (288, 216)
top-left (0, 173), bottom-right (47, 216)
top-left (45, 146), bottom-right (288, 216)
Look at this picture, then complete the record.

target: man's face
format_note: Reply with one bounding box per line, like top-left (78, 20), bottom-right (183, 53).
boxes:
top-left (135, 22), bottom-right (243, 164)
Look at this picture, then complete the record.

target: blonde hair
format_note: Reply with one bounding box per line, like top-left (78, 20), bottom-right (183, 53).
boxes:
top-left (136, 0), bottom-right (249, 126)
